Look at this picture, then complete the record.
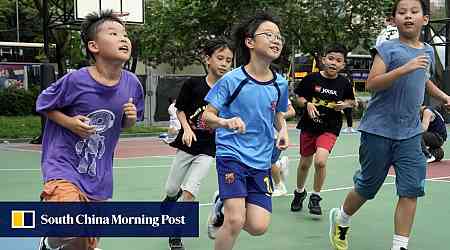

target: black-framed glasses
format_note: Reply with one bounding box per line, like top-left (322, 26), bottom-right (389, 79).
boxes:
top-left (254, 32), bottom-right (285, 44)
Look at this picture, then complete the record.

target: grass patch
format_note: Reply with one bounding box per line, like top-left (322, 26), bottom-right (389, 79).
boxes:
top-left (0, 116), bottom-right (167, 139)
top-left (0, 116), bottom-right (42, 139)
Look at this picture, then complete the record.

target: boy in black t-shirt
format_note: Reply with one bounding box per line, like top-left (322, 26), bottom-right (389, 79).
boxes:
top-left (162, 38), bottom-right (233, 250)
top-left (290, 44), bottom-right (356, 217)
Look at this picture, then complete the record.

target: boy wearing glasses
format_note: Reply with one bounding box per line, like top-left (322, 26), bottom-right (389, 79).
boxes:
top-left (290, 44), bottom-right (356, 217)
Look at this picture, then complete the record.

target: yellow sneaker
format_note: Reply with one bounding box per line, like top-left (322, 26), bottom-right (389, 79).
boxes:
top-left (329, 208), bottom-right (350, 250)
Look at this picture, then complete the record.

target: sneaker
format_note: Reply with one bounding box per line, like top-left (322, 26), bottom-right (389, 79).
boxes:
top-left (272, 182), bottom-right (288, 197)
top-left (308, 194), bottom-right (322, 216)
top-left (279, 156), bottom-right (289, 181)
top-left (38, 238), bottom-right (50, 250)
top-left (290, 189), bottom-right (307, 211)
top-left (426, 155), bottom-right (436, 163)
top-left (349, 128), bottom-right (358, 133)
top-left (207, 191), bottom-right (224, 239)
top-left (329, 208), bottom-right (350, 250)
top-left (168, 237), bottom-right (185, 250)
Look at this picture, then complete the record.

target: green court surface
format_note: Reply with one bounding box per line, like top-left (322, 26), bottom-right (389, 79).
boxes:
top-left (1, 128), bottom-right (449, 250)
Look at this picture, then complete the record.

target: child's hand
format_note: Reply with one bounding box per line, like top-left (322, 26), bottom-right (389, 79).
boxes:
top-left (276, 130), bottom-right (289, 151)
top-left (334, 101), bottom-right (348, 111)
top-left (182, 128), bottom-right (197, 147)
top-left (402, 55), bottom-right (429, 74)
top-left (67, 115), bottom-right (95, 138)
top-left (123, 98), bottom-right (137, 121)
top-left (223, 117), bottom-right (246, 134)
top-left (306, 102), bottom-right (320, 119)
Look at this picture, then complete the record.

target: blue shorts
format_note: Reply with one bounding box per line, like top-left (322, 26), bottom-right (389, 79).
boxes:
top-left (354, 132), bottom-right (426, 200)
top-left (271, 141), bottom-right (282, 164)
top-left (216, 156), bottom-right (272, 212)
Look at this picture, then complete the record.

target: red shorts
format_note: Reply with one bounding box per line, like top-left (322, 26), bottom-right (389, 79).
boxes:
top-left (300, 131), bottom-right (337, 156)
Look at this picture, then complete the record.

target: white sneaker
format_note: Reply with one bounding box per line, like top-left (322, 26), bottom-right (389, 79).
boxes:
top-left (207, 191), bottom-right (223, 239)
top-left (349, 128), bottom-right (358, 133)
top-left (272, 182), bottom-right (288, 197)
top-left (279, 156), bottom-right (289, 181)
top-left (426, 155), bottom-right (436, 163)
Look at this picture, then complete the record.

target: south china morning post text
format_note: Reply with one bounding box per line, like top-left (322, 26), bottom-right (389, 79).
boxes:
top-left (0, 202), bottom-right (199, 237)
top-left (40, 214), bottom-right (186, 227)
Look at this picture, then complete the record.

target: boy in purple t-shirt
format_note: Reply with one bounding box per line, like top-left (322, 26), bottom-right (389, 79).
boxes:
top-left (36, 10), bottom-right (144, 250)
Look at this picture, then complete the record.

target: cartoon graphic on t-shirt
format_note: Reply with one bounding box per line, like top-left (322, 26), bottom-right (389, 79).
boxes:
top-left (75, 109), bottom-right (115, 176)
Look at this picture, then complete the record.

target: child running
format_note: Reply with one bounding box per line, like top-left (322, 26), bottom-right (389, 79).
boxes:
top-left (291, 44), bottom-right (356, 217)
top-left (36, 10), bottom-right (144, 250)
top-left (204, 11), bottom-right (289, 250)
top-left (329, 1), bottom-right (450, 250)
top-left (162, 38), bottom-right (233, 250)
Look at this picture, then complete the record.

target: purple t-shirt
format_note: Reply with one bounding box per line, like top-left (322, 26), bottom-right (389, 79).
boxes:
top-left (36, 67), bottom-right (144, 200)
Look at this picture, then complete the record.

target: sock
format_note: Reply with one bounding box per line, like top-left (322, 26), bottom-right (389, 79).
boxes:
top-left (392, 234), bottom-right (409, 250)
top-left (338, 206), bottom-right (351, 226)
top-left (311, 191), bottom-right (320, 197)
top-left (296, 187), bottom-right (305, 193)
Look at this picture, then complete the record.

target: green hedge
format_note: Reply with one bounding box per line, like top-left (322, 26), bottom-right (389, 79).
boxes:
top-left (0, 86), bottom-right (40, 116)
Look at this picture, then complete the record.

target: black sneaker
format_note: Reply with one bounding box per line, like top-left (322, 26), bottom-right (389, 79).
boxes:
top-left (308, 194), bottom-right (322, 216)
top-left (290, 189), bottom-right (307, 212)
top-left (169, 237), bottom-right (185, 250)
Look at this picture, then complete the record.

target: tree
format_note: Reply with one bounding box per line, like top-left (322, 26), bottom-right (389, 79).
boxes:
top-left (141, 0), bottom-right (391, 73)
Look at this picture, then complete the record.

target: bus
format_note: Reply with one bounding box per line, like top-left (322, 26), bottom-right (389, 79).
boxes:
top-left (0, 42), bottom-right (56, 90)
top-left (346, 53), bottom-right (372, 92)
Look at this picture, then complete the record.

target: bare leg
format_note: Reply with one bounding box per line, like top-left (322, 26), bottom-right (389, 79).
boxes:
top-left (214, 198), bottom-right (246, 250)
top-left (312, 147), bottom-right (329, 192)
top-left (394, 197), bottom-right (417, 236)
top-left (296, 155), bottom-right (313, 189)
top-left (243, 203), bottom-right (270, 236)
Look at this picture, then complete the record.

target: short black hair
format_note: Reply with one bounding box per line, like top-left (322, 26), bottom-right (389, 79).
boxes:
top-left (324, 43), bottom-right (348, 60)
top-left (203, 37), bottom-right (233, 57)
top-left (392, 0), bottom-right (429, 16)
top-left (232, 11), bottom-right (281, 66)
top-left (80, 9), bottom-right (125, 60)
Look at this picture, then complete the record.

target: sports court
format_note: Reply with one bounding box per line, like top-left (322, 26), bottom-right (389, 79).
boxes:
top-left (1, 127), bottom-right (450, 250)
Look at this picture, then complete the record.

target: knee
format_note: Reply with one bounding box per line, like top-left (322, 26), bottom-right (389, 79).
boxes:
top-left (165, 182), bottom-right (180, 198)
top-left (314, 160), bottom-right (326, 170)
top-left (224, 214), bottom-right (245, 234)
top-left (246, 222), bottom-right (269, 236)
top-left (299, 162), bottom-right (311, 171)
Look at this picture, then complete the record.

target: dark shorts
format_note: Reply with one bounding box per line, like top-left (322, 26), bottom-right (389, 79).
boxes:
top-left (354, 132), bottom-right (426, 199)
top-left (216, 156), bottom-right (273, 212)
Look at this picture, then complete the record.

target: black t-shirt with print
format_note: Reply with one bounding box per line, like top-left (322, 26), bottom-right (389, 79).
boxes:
top-left (169, 77), bottom-right (216, 157)
top-left (294, 72), bottom-right (355, 136)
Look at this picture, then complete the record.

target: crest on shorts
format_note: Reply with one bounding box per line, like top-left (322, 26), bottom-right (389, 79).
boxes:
top-left (225, 172), bottom-right (235, 184)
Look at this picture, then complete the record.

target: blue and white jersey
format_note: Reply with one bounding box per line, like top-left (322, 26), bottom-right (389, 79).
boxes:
top-left (205, 66), bottom-right (289, 170)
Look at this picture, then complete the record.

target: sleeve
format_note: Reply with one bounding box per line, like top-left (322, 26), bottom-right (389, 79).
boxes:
top-left (294, 74), bottom-right (313, 100)
top-left (276, 78), bottom-right (289, 113)
top-left (175, 78), bottom-right (193, 112)
top-left (133, 77), bottom-right (145, 122)
top-left (204, 75), bottom-right (231, 111)
top-left (35, 73), bottom-right (73, 114)
top-left (375, 41), bottom-right (392, 67)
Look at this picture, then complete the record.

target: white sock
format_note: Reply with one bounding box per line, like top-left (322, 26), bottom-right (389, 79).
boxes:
top-left (338, 206), bottom-right (351, 226)
top-left (392, 234), bottom-right (409, 250)
top-left (311, 191), bottom-right (320, 196)
top-left (296, 187), bottom-right (305, 193)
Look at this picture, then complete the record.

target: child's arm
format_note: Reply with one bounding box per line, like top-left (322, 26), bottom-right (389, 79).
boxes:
top-left (421, 108), bottom-right (434, 131)
top-left (426, 80), bottom-right (450, 107)
top-left (45, 110), bottom-right (95, 138)
top-left (367, 54), bottom-right (429, 91)
top-left (176, 110), bottom-right (197, 147)
top-left (122, 98), bottom-right (137, 129)
top-left (203, 104), bottom-right (246, 133)
top-left (275, 112), bottom-right (289, 151)
top-left (284, 103), bottom-right (296, 119)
